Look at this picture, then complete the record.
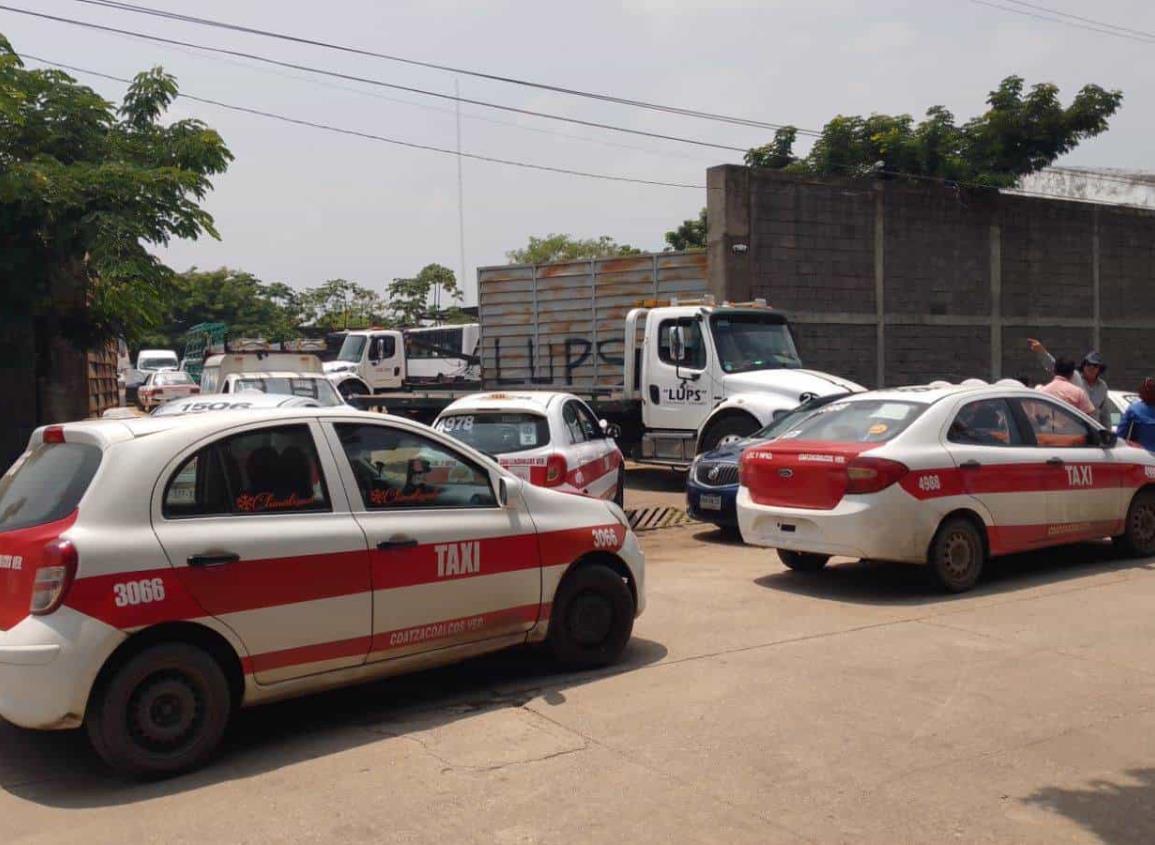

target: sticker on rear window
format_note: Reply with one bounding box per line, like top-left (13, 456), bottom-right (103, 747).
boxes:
top-left (868, 423), bottom-right (889, 435)
top-left (519, 423), bottom-right (537, 446)
top-left (870, 403), bottom-right (914, 421)
top-left (436, 416), bottom-right (474, 433)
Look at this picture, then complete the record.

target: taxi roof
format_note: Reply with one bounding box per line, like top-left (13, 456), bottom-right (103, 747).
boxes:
top-left (440, 391), bottom-right (574, 415)
top-left (838, 379), bottom-right (1039, 405)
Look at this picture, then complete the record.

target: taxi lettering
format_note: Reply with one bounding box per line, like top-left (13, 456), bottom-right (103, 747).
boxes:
top-left (436, 541), bottom-right (481, 577)
top-left (1065, 465), bottom-right (1093, 487)
top-left (0, 554), bottom-right (22, 571)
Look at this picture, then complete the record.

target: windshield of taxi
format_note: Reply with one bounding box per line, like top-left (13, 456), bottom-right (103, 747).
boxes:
top-left (776, 399), bottom-right (926, 444)
top-left (434, 412), bottom-right (551, 455)
top-left (709, 313), bottom-right (802, 373)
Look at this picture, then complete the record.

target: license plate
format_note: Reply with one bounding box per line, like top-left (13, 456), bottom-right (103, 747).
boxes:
top-left (700, 494), bottom-right (722, 511)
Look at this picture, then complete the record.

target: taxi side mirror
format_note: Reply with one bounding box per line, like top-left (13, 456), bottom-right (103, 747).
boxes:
top-left (498, 476), bottom-right (510, 507)
top-left (599, 419), bottom-right (622, 439)
top-left (1098, 428), bottom-right (1118, 448)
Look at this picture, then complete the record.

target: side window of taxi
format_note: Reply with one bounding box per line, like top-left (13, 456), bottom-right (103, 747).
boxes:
top-left (563, 402), bottom-right (590, 444)
top-left (573, 401), bottom-right (602, 440)
top-left (948, 399), bottom-right (1023, 446)
top-left (335, 423), bottom-right (496, 509)
top-left (163, 424), bottom-right (331, 517)
top-left (1017, 398), bottom-right (1095, 448)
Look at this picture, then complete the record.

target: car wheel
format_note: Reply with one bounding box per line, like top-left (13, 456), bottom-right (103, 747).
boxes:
top-left (701, 415), bottom-right (758, 453)
top-left (929, 516), bottom-right (985, 593)
top-left (549, 564), bottom-right (635, 669)
top-left (778, 550), bottom-right (829, 571)
top-left (1116, 488), bottom-right (1155, 556)
top-left (613, 471), bottom-right (625, 508)
top-left (87, 643), bottom-right (232, 779)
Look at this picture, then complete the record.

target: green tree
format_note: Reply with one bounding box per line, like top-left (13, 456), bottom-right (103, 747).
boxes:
top-left (0, 37), bottom-right (232, 346)
top-left (386, 263), bottom-right (464, 327)
top-left (507, 234), bottom-right (641, 264)
top-left (664, 208), bottom-right (707, 251)
top-left (139, 268), bottom-right (301, 350)
top-left (298, 278), bottom-right (385, 332)
top-left (744, 76), bottom-right (1122, 188)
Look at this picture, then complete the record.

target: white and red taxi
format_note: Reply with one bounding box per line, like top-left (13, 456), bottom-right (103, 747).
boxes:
top-left (737, 380), bottom-right (1155, 592)
top-left (0, 408), bottom-right (643, 777)
top-left (433, 392), bottom-right (625, 506)
top-left (136, 370), bottom-right (199, 410)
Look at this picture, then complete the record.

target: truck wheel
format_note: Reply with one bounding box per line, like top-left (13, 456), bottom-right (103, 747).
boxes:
top-left (701, 415), bottom-right (758, 453)
top-left (87, 643), bottom-right (232, 779)
top-left (929, 516), bottom-right (985, 593)
top-left (1115, 488), bottom-right (1155, 556)
top-left (337, 379), bottom-right (369, 401)
top-left (778, 550), bottom-right (829, 571)
top-left (549, 564), bottom-right (635, 669)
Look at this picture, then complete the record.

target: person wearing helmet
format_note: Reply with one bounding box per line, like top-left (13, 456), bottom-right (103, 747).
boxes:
top-left (1027, 339), bottom-right (1111, 426)
top-left (1117, 379), bottom-right (1155, 451)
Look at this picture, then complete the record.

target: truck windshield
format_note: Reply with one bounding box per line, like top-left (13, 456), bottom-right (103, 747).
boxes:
top-left (337, 335), bottom-right (367, 363)
top-left (234, 377), bottom-right (343, 406)
top-left (709, 313), bottom-right (801, 373)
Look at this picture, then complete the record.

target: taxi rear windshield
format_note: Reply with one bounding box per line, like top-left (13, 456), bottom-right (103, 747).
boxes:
top-left (434, 412), bottom-right (550, 454)
top-left (777, 400), bottom-right (926, 444)
top-left (0, 442), bottom-right (102, 532)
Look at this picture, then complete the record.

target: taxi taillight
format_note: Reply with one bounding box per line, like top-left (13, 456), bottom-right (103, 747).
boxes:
top-left (43, 426), bottom-right (65, 444)
top-left (544, 454), bottom-right (568, 487)
top-left (30, 538), bottom-right (78, 616)
top-left (845, 457), bottom-right (909, 494)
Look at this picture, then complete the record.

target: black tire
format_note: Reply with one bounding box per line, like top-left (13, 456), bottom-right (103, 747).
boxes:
top-left (87, 643), bottom-right (233, 779)
top-left (337, 379), bottom-right (370, 401)
top-left (929, 516), bottom-right (986, 593)
top-left (778, 550), bottom-right (829, 571)
top-left (1116, 488), bottom-right (1155, 556)
top-left (613, 471), bottom-right (625, 508)
top-left (549, 564), bottom-right (635, 669)
top-left (700, 415), bottom-right (759, 453)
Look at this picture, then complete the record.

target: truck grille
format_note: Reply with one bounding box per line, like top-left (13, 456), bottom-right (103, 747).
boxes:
top-left (695, 461), bottom-right (739, 487)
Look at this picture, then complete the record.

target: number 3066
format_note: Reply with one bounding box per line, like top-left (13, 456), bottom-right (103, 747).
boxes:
top-left (114, 578), bottom-right (166, 607)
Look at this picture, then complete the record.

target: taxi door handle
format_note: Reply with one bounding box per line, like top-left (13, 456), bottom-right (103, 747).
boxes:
top-left (188, 552), bottom-right (240, 567)
top-left (959, 460), bottom-right (981, 470)
top-left (377, 536), bottom-right (418, 551)
top-left (1046, 457), bottom-right (1065, 466)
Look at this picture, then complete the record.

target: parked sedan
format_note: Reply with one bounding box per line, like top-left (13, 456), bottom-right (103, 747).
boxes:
top-left (687, 393), bottom-right (853, 533)
top-left (737, 380), bottom-right (1155, 593)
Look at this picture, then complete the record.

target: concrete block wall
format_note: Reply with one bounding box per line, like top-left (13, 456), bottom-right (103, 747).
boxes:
top-left (708, 166), bottom-right (1155, 391)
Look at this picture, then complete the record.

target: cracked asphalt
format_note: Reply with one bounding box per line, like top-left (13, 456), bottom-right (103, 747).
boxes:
top-left (6, 498), bottom-right (1155, 842)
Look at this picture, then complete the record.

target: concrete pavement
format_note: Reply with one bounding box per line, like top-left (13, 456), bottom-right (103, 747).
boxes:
top-left (5, 523), bottom-right (1155, 843)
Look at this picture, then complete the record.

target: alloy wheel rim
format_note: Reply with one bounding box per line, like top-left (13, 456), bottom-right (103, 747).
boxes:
top-left (943, 530), bottom-right (977, 581)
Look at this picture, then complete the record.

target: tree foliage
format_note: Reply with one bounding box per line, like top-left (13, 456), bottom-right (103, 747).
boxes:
top-left (297, 278), bottom-right (385, 333)
top-left (664, 207), bottom-right (707, 251)
top-left (507, 233), bottom-right (641, 264)
top-left (744, 76), bottom-right (1123, 188)
top-left (386, 263), bottom-right (467, 327)
top-left (0, 36), bottom-right (232, 345)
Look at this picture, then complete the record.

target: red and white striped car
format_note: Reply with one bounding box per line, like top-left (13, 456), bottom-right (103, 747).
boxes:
top-left (737, 380), bottom-right (1155, 592)
top-left (0, 408), bottom-right (643, 777)
top-left (137, 370), bottom-right (199, 410)
top-left (434, 392), bottom-right (625, 506)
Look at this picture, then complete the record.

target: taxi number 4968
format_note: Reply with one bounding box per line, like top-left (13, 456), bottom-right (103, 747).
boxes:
top-left (918, 474), bottom-right (942, 492)
top-left (113, 578), bottom-right (166, 607)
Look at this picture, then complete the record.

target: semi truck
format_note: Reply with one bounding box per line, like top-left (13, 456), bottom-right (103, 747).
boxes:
top-left (342, 252), bottom-right (860, 466)
top-left (324, 323), bottom-right (481, 400)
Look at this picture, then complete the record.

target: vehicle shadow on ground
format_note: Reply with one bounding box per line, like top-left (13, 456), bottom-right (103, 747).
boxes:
top-left (624, 465), bottom-right (686, 494)
top-left (1022, 768), bottom-right (1155, 844)
top-left (0, 637), bottom-right (667, 808)
top-left (753, 542), bottom-right (1155, 606)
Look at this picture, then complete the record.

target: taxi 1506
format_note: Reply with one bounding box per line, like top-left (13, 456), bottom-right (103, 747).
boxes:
top-left (592, 528), bottom-right (619, 549)
top-left (113, 578), bottom-right (166, 608)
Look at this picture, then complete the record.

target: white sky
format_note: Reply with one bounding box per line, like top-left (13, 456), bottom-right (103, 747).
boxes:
top-left (5, 0), bottom-right (1154, 304)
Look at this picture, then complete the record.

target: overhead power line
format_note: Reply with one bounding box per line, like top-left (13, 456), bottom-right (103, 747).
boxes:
top-left (18, 53), bottom-right (706, 190)
top-left (61, 0), bottom-right (818, 135)
top-left (971, 0), bottom-right (1155, 44)
top-left (0, 5), bottom-right (753, 153)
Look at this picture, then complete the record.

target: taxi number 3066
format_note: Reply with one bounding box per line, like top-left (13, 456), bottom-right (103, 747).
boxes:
top-left (592, 528), bottom-right (619, 549)
top-left (113, 578), bottom-right (167, 607)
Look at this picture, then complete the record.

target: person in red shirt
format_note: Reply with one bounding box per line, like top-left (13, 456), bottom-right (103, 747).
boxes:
top-left (1038, 356), bottom-right (1096, 415)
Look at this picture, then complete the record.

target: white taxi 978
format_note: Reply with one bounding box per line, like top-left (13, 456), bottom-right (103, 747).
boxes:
top-left (433, 392), bottom-right (625, 506)
top-left (0, 408), bottom-right (644, 777)
top-left (737, 381), bottom-right (1155, 592)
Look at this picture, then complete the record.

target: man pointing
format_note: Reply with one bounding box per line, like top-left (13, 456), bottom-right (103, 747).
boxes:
top-left (1028, 338), bottom-right (1110, 426)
